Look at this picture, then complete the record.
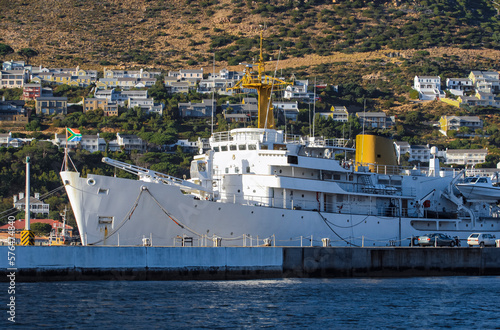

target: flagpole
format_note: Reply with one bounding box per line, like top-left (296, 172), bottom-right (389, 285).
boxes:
top-left (65, 127), bottom-right (68, 171)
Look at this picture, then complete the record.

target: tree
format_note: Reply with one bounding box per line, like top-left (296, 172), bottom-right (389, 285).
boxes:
top-left (31, 222), bottom-right (53, 236)
top-left (17, 48), bottom-right (38, 64)
top-left (404, 111), bottom-right (421, 126)
top-left (0, 43), bottom-right (14, 60)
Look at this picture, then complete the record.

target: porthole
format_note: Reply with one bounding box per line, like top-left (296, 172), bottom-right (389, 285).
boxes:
top-left (87, 178), bottom-right (96, 186)
top-left (282, 214), bottom-right (284, 217)
top-left (251, 211), bottom-right (254, 214)
top-left (301, 216), bottom-right (304, 219)
top-left (218, 207), bottom-right (221, 211)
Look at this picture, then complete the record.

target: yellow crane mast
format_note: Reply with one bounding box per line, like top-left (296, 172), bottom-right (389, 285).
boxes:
top-left (228, 32), bottom-right (289, 129)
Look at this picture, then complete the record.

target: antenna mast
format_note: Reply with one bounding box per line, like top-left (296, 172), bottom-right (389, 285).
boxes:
top-left (211, 53), bottom-right (215, 135)
top-left (228, 31), bottom-right (289, 129)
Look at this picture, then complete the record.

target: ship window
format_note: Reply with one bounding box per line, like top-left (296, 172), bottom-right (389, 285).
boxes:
top-left (235, 167), bottom-right (239, 173)
top-left (221, 145), bottom-right (228, 151)
top-left (246, 166), bottom-right (250, 173)
top-left (238, 145), bottom-right (246, 150)
top-left (287, 155), bottom-right (298, 164)
top-left (261, 145), bottom-right (268, 150)
top-left (333, 174), bottom-right (341, 181)
top-left (225, 168), bottom-right (229, 174)
top-left (230, 145), bottom-right (237, 151)
top-left (248, 144), bottom-right (256, 150)
top-left (98, 188), bottom-right (109, 195)
top-left (213, 146), bottom-right (220, 152)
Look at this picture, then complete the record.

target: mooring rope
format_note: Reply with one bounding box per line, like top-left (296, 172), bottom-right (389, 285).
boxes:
top-left (317, 211), bottom-right (359, 247)
top-left (88, 188), bottom-right (145, 245)
top-left (143, 188), bottom-right (204, 238)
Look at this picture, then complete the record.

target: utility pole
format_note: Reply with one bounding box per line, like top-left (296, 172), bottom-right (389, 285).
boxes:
top-left (21, 156), bottom-right (34, 246)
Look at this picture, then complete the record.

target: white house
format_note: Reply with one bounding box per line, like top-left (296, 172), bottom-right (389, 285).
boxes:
top-left (446, 78), bottom-right (474, 96)
top-left (409, 145), bottom-right (431, 162)
top-left (13, 192), bottom-right (49, 215)
top-left (414, 75), bottom-right (445, 100)
top-left (80, 134), bottom-right (107, 153)
top-left (444, 149), bottom-right (487, 166)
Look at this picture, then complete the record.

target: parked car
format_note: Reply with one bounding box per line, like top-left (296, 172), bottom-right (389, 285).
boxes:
top-left (417, 233), bottom-right (457, 247)
top-left (467, 233), bottom-right (497, 247)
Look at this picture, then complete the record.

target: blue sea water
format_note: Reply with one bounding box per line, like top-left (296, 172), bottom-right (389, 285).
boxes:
top-left (3, 277), bottom-right (500, 329)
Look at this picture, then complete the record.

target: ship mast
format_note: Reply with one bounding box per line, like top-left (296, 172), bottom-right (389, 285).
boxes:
top-left (228, 32), bottom-right (288, 129)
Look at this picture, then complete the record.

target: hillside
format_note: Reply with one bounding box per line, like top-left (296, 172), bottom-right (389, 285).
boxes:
top-left (1, 0), bottom-right (500, 73)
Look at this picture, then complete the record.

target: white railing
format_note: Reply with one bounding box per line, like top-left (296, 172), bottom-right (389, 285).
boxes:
top-left (211, 131), bottom-right (233, 142)
top-left (216, 193), bottom-right (406, 217)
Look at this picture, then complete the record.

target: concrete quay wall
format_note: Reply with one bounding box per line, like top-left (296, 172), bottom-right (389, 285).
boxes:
top-left (0, 246), bottom-right (283, 281)
top-left (284, 247), bottom-right (500, 278)
top-left (1, 246), bottom-right (500, 281)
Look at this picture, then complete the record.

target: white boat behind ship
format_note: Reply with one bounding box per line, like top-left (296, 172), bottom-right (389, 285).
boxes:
top-left (456, 176), bottom-right (500, 201)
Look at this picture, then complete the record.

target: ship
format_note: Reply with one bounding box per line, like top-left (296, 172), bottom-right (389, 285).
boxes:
top-left (60, 35), bottom-right (500, 247)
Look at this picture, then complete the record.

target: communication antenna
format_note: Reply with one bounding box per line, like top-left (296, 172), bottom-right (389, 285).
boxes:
top-left (312, 77), bottom-right (316, 137)
top-left (264, 46), bottom-right (282, 130)
top-left (211, 53), bottom-right (215, 135)
top-left (361, 98), bottom-right (366, 164)
top-left (308, 102), bottom-right (311, 137)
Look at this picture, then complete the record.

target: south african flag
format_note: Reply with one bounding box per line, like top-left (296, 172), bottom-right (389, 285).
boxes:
top-left (67, 128), bottom-right (82, 142)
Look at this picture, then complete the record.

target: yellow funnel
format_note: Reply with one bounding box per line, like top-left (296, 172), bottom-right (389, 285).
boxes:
top-left (355, 134), bottom-right (397, 173)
